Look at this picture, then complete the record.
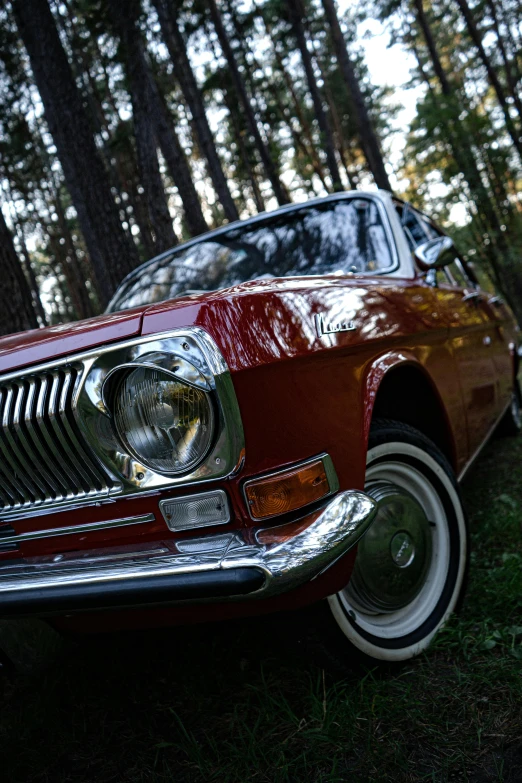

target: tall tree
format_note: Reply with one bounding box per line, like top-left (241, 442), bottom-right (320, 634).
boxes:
top-left (320, 0), bottom-right (392, 190)
top-left (453, 0), bottom-right (522, 160)
top-left (107, 0), bottom-right (177, 255)
top-left (207, 0), bottom-right (291, 205)
top-left (146, 66), bottom-right (209, 236)
top-left (408, 0), bottom-right (522, 319)
top-left (12, 0), bottom-right (140, 306)
top-left (286, 0), bottom-right (343, 191)
top-left (152, 0), bottom-right (239, 222)
top-left (486, 0), bottom-right (522, 123)
top-left (0, 208), bottom-right (38, 336)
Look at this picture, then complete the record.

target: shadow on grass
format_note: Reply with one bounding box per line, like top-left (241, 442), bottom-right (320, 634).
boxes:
top-left (1, 433), bottom-right (522, 782)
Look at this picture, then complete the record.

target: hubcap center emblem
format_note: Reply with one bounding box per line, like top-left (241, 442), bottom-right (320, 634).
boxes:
top-left (390, 531), bottom-right (415, 568)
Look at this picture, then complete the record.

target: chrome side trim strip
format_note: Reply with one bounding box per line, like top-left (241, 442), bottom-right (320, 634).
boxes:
top-left (4, 513), bottom-right (155, 544)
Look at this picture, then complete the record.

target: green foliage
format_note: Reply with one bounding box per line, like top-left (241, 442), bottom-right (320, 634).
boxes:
top-left (0, 0), bottom-right (521, 327)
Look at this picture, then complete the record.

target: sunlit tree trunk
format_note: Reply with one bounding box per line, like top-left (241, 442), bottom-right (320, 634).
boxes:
top-left (485, 0), bottom-right (522, 125)
top-left (320, 0), bottom-right (392, 190)
top-left (152, 0), bottom-right (239, 222)
top-left (287, 0), bottom-right (342, 191)
top-left (207, 0), bottom-right (290, 205)
top-left (454, 0), bottom-right (522, 159)
top-left (108, 0), bottom-right (177, 255)
top-left (412, 0), bottom-right (522, 321)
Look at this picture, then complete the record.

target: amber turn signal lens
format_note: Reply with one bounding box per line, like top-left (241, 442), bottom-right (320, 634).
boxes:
top-left (245, 459), bottom-right (331, 520)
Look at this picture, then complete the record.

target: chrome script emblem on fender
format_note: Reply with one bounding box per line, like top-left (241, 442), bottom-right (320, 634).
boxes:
top-left (315, 313), bottom-right (356, 337)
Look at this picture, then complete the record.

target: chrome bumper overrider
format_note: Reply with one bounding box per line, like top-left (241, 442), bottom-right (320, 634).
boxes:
top-left (0, 491), bottom-right (377, 615)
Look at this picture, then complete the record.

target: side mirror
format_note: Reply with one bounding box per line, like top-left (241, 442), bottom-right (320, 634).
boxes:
top-left (414, 236), bottom-right (455, 271)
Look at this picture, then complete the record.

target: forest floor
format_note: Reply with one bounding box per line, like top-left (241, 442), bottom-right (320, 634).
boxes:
top-left (0, 432), bottom-right (522, 782)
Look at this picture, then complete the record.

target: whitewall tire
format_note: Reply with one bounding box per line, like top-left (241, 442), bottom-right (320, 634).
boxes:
top-left (323, 420), bottom-right (469, 664)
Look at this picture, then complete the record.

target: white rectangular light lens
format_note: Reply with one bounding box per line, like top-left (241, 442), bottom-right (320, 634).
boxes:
top-left (159, 490), bottom-right (230, 532)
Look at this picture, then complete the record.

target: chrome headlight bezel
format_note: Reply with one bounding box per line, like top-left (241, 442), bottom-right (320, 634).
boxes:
top-left (74, 327), bottom-right (244, 495)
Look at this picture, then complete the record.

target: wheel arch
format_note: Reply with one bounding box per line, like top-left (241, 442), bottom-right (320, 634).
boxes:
top-left (363, 352), bottom-right (457, 472)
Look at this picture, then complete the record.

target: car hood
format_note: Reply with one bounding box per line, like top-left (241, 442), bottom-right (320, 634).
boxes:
top-left (0, 274), bottom-right (388, 375)
top-left (0, 307), bottom-right (149, 375)
top-left (0, 277), bottom-right (315, 375)
top-left (0, 292), bottom-right (211, 375)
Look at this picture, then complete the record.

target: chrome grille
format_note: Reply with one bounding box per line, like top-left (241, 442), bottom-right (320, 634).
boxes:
top-left (0, 366), bottom-right (116, 517)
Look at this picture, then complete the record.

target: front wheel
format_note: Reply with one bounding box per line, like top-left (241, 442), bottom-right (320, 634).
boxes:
top-left (323, 420), bottom-right (468, 664)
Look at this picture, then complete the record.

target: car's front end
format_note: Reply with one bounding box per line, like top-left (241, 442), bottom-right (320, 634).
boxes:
top-left (0, 312), bottom-right (377, 629)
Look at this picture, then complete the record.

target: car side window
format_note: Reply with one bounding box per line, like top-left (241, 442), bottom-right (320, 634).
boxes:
top-left (443, 259), bottom-right (471, 289)
top-left (394, 201), bottom-right (480, 291)
top-left (394, 202), bottom-right (441, 256)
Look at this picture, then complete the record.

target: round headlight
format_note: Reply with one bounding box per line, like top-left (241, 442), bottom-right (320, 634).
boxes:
top-left (113, 366), bottom-right (214, 475)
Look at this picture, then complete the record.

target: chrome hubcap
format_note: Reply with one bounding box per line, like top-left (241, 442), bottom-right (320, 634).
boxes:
top-left (346, 482), bottom-right (433, 614)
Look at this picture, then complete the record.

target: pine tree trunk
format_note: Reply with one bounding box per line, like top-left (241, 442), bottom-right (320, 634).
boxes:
top-left (12, 0), bottom-right (140, 307)
top-left (252, 5), bottom-right (330, 189)
top-left (149, 74), bottom-right (209, 236)
top-left (411, 0), bottom-right (522, 320)
top-left (454, 0), bottom-right (522, 159)
top-left (53, 193), bottom-right (95, 319)
top-left (0, 208), bottom-right (38, 336)
top-left (287, 0), bottom-right (343, 191)
top-left (486, 0), bottom-right (522, 125)
top-left (152, 0), bottom-right (239, 222)
top-left (320, 0), bottom-right (392, 190)
top-left (108, 0), bottom-right (177, 255)
top-left (17, 229), bottom-right (48, 326)
top-left (223, 90), bottom-right (266, 212)
top-left (207, 0), bottom-right (290, 205)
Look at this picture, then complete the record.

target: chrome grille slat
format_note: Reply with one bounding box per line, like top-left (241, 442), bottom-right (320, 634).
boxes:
top-left (1, 386), bottom-right (42, 503)
top-left (57, 372), bottom-right (108, 492)
top-left (47, 372), bottom-right (88, 493)
top-left (0, 424), bottom-right (30, 508)
top-left (14, 381), bottom-right (64, 501)
top-left (0, 366), bottom-right (115, 517)
top-left (35, 376), bottom-right (78, 498)
top-left (48, 371), bottom-right (100, 494)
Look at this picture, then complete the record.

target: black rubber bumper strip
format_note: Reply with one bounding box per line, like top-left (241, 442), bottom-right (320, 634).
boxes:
top-left (0, 568), bottom-right (266, 616)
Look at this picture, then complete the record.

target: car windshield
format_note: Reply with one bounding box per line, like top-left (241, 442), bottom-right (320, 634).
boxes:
top-left (107, 198), bottom-right (394, 312)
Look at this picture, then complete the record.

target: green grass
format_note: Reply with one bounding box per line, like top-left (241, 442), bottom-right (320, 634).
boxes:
top-left (1, 434), bottom-right (522, 782)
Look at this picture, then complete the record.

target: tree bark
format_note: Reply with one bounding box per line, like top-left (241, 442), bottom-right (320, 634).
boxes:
top-left (0, 208), bottom-right (38, 336)
top-left (411, 0), bottom-right (522, 320)
top-left (287, 0), bottom-right (343, 191)
top-left (320, 0), bottom-right (392, 190)
top-left (149, 73), bottom-right (209, 236)
top-left (12, 0), bottom-right (140, 307)
top-left (108, 0), bottom-right (177, 255)
top-left (52, 192), bottom-right (95, 319)
top-left (207, 0), bottom-right (290, 205)
top-left (485, 0), bottom-right (522, 125)
top-left (152, 0), bottom-right (239, 222)
top-left (454, 0), bottom-right (522, 160)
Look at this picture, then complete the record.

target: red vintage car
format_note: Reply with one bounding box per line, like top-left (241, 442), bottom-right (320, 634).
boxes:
top-left (0, 191), bottom-right (519, 664)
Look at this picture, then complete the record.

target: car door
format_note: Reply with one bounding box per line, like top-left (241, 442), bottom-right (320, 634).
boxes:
top-left (436, 258), bottom-right (502, 455)
top-left (399, 204), bottom-right (499, 457)
top-left (464, 264), bottom-right (515, 415)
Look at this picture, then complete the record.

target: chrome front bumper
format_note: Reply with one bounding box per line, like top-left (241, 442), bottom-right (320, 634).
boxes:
top-left (0, 491), bottom-right (377, 615)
